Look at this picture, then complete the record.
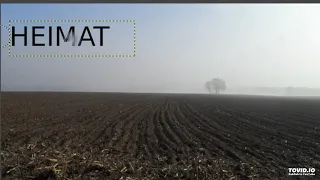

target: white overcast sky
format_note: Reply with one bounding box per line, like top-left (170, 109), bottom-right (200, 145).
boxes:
top-left (1, 4), bottom-right (320, 93)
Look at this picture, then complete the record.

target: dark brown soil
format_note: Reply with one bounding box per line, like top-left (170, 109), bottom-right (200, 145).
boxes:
top-left (1, 92), bottom-right (320, 180)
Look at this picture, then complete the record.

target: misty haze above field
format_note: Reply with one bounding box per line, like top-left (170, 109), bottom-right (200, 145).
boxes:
top-left (1, 4), bottom-right (320, 95)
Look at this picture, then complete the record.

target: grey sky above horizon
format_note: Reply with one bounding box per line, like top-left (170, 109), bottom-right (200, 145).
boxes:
top-left (1, 4), bottom-right (320, 93)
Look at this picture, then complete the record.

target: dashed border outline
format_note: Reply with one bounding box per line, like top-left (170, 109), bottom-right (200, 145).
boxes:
top-left (7, 20), bottom-right (136, 58)
top-left (1, 25), bottom-right (11, 48)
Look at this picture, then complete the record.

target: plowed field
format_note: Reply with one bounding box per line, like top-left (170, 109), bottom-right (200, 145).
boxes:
top-left (1, 92), bottom-right (320, 179)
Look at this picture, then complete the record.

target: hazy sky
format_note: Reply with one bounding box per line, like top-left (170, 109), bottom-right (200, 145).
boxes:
top-left (1, 4), bottom-right (320, 93)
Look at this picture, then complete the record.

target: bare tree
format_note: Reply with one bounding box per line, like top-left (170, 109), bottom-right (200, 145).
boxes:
top-left (205, 81), bottom-right (212, 94)
top-left (210, 78), bottom-right (227, 94)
